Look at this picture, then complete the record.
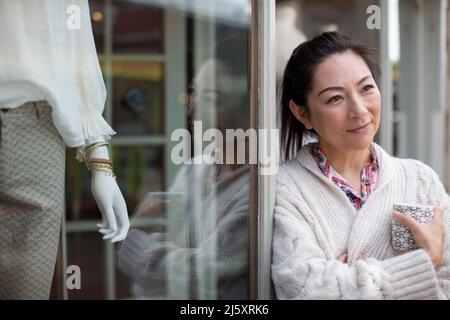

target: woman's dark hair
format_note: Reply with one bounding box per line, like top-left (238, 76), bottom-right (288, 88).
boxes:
top-left (280, 31), bottom-right (380, 161)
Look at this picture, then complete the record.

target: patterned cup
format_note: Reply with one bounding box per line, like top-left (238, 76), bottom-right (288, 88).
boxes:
top-left (391, 203), bottom-right (435, 251)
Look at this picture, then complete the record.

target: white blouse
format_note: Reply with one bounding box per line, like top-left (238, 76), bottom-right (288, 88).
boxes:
top-left (0, 0), bottom-right (116, 148)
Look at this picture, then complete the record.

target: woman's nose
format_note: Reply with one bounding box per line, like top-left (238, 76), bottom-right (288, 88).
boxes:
top-left (348, 95), bottom-right (368, 119)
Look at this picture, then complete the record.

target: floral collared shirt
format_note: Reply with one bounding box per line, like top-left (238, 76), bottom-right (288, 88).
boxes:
top-left (311, 143), bottom-right (379, 211)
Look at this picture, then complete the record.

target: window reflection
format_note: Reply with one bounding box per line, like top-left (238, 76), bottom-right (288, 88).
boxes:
top-left (59, 0), bottom-right (251, 300)
top-left (90, 0), bottom-right (105, 54)
top-left (112, 0), bottom-right (164, 54)
top-left (117, 34), bottom-right (251, 299)
top-left (65, 148), bottom-right (102, 221)
top-left (111, 61), bottom-right (164, 136)
top-left (65, 146), bottom-right (164, 222)
top-left (112, 145), bottom-right (165, 207)
top-left (67, 233), bottom-right (106, 299)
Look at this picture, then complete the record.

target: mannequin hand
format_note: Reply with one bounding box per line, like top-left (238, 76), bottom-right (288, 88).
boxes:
top-left (86, 143), bottom-right (130, 242)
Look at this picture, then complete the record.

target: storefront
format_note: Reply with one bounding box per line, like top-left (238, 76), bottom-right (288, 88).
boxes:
top-left (52, 0), bottom-right (449, 299)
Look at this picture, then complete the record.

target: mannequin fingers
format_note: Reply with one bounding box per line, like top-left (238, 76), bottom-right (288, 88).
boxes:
top-left (102, 206), bottom-right (118, 240)
top-left (113, 195), bottom-right (130, 230)
top-left (111, 229), bottom-right (129, 243)
top-left (96, 206), bottom-right (110, 232)
top-left (99, 228), bottom-right (113, 235)
top-left (103, 229), bottom-right (119, 240)
top-left (102, 223), bottom-right (118, 239)
top-left (97, 210), bottom-right (107, 229)
top-left (108, 191), bottom-right (130, 243)
top-left (97, 222), bottom-right (108, 230)
top-left (110, 218), bottom-right (130, 243)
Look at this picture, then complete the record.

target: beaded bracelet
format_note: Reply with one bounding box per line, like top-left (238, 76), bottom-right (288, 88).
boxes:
top-left (90, 163), bottom-right (113, 170)
top-left (85, 141), bottom-right (109, 155)
top-left (87, 157), bottom-right (113, 165)
top-left (79, 142), bottom-right (117, 179)
top-left (79, 142), bottom-right (110, 169)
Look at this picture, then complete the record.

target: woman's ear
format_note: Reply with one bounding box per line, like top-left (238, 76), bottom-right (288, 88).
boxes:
top-left (288, 99), bottom-right (313, 130)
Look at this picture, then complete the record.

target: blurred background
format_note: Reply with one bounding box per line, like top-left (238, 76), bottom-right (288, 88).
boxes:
top-left (50, 0), bottom-right (450, 299)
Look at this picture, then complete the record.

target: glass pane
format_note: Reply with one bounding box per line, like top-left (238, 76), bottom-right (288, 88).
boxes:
top-left (67, 233), bottom-right (106, 300)
top-left (60, 0), bottom-right (252, 300)
top-left (90, 0), bottom-right (105, 54)
top-left (116, 1), bottom-right (252, 300)
top-left (111, 61), bottom-right (164, 136)
top-left (112, 0), bottom-right (164, 54)
top-left (65, 148), bottom-right (100, 221)
top-left (112, 145), bottom-right (165, 208)
top-left (65, 146), bottom-right (164, 221)
top-left (299, 0), bottom-right (379, 47)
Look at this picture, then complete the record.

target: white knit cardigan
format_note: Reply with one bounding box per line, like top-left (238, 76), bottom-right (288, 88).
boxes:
top-left (272, 142), bottom-right (450, 299)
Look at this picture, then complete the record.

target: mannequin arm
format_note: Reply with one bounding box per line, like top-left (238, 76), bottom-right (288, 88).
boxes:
top-left (81, 141), bottom-right (130, 243)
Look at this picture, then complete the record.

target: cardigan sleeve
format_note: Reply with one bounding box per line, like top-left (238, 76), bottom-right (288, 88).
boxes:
top-left (117, 183), bottom-right (249, 299)
top-left (421, 163), bottom-right (450, 299)
top-left (271, 181), bottom-right (440, 300)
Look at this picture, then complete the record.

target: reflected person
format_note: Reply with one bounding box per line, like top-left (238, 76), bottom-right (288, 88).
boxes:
top-left (118, 37), bottom-right (251, 299)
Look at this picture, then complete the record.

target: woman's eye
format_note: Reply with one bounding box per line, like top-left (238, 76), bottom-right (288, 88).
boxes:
top-left (362, 84), bottom-right (374, 92)
top-left (326, 96), bottom-right (343, 104)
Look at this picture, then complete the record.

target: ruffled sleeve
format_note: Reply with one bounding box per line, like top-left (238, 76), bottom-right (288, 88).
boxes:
top-left (70, 0), bottom-right (116, 161)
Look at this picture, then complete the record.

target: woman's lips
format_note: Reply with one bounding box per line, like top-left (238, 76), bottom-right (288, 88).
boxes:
top-left (347, 121), bottom-right (372, 133)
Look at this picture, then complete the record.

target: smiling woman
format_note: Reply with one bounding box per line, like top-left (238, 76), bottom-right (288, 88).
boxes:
top-left (272, 31), bottom-right (450, 300)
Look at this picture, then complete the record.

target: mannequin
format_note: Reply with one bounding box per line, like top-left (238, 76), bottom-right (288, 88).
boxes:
top-left (0, 0), bottom-right (129, 299)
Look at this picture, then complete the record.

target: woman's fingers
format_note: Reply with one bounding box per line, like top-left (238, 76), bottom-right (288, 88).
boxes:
top-left (337, 253), bottom-right (348, 263)
top-left (393, 207), bottom-right (445, 268)
top-left (393, 211), bottom-right (422, 235)
top-left (431, 207), bottom-right (444, 225)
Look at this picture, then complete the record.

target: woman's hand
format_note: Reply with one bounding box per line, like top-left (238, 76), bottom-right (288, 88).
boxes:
top-left (337, 253), bottom-right (348, 263)
top-left (337, 253), bottom-right (366, 263)
top-left (393, 207), bottom-right (445, 269)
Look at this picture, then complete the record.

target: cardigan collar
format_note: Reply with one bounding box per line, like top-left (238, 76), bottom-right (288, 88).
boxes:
top-left (295, 141), bottom-right (395, 198)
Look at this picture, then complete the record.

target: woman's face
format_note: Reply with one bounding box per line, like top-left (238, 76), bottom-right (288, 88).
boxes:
top-left (292, 50), bottom-right (381, 151)
top-left (192, 58), bottom-right (249, 132)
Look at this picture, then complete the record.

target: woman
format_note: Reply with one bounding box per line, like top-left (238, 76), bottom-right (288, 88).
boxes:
top-left (272, 31), bottom-right (450, 299)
